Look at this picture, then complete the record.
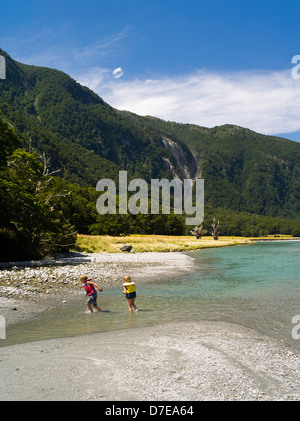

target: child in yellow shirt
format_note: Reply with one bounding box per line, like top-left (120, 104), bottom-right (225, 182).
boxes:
top-left (122, 275), bottom-right (138, 312)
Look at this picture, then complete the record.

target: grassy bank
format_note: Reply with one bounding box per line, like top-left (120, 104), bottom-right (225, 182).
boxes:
top-left (73, 234), bottom-right (255, 253)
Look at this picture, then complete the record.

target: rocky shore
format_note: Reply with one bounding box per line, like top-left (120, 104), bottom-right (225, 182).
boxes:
top-left (0, 251), bottom-right (196, 326)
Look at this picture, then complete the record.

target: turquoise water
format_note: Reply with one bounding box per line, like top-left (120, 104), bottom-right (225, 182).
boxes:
top-left (2, 241), bottom-right (300, 350)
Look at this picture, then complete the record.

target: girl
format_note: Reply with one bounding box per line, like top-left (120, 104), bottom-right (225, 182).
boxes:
top-left (123, 275), bottom-right (138, 312)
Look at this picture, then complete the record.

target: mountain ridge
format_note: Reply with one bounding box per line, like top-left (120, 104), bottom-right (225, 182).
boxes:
top-left (1, 48), bottom-right (300, 219)
top-left (0, 48), bottom-right (195, 186)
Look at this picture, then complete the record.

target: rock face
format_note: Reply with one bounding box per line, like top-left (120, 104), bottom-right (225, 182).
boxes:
top-left (161, 136), bottom-right (198, 180)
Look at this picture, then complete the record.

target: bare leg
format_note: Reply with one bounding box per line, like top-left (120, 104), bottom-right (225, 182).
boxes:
top-left (86, 302), bottom-right (93, 313)
top-left (94, 305), bottom-right (103, 312)
top-left (128, 298), bottom-right (138, 312)
top-left (132, 299), bottom-right (138, 312)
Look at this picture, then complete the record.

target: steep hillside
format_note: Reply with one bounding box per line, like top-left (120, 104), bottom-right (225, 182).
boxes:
top-left (0, 49), bottom-right (194, 186)
top-left (0, 48), bottom-right (300, 219)
top-left (120, 113), bottom-right (300, 218)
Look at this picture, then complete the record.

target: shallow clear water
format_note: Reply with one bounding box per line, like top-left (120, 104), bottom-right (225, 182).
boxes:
top-left (2, 241), bottom-right (300, 350)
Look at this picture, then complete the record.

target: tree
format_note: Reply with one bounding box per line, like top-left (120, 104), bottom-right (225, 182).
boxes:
top-left (0, 111), bottom-right (21, 169)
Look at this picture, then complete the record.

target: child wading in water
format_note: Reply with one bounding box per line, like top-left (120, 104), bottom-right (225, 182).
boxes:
top-left (123, 276), bottom-right (138, 312)
top-left (80, 275), bottom-right (103, 313)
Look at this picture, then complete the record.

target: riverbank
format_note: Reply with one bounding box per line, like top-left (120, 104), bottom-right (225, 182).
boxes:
top-left (0, 236), bottom-right (253, 328)
top-left (1, 320), bottom-right (299, 401)
top-left (0, 251), bottom-right (197, 327)
top-left (74, 234), bottom-right (252, 253)
top-left (0, 235), bottom-right (295, 329)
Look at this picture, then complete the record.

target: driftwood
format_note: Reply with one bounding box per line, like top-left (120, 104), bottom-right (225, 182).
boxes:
top-left (190, 224), bottom-right (207, 239)
top-left (211, 217), bottom-right (220, 240)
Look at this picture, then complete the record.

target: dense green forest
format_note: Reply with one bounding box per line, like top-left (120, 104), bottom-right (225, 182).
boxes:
top-left (0, 114), bottom-right (76, 260)
top-left (0, 48), bottom-right (300, 261)
top-left (119, 113), bottom-right (300, 218)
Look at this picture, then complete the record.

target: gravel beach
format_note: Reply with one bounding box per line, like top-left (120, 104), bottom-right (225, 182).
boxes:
top-left (1, 251), bottom-right (300, 401)
top-left (1, 321), bottom-right (300, 401)
top-left (0, 251), bottom-right (196, 326)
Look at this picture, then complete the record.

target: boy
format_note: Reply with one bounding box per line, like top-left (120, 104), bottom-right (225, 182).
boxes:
top-left (80, 275), bottom-right (103, 313)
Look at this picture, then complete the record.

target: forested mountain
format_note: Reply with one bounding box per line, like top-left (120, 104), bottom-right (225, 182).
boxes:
top-left (0, 49), bottom-right (195, 187)
top-left (1, 48), bottom-right (300, 260)
top-left (1, 48), bottom-right (300, 218)
top-left (119, 113), bottom-right (300, 219)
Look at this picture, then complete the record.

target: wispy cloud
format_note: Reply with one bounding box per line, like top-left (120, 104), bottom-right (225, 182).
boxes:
top-left (76, 68), bottom-right (300, 136)
top-left (1, 24), bottom-right (73, 69)
top-left (73, 26), bottom-right (135, 62)
top-left (2, 25), bottom-right (135, 74)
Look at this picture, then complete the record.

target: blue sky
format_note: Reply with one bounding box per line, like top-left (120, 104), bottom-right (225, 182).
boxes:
top-left (1, 0), bottom-right (300, 140)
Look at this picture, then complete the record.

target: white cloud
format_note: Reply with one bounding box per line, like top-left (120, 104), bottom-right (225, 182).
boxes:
top-left (76, 68), bottom-right (300, 136)
top-left (112, 67), bottom-right (124, 79)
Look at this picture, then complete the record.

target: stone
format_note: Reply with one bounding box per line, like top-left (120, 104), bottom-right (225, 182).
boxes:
top-left (120, 245), bottom-right (132, 252)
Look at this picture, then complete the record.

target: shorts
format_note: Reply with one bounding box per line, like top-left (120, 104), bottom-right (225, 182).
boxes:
top-left (126, 292), bottom-right (136, 299)
top-left (86, 292), bottom-right (98, 307)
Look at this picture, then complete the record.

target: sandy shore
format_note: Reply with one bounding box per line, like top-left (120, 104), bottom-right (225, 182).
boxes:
top-left (1, 250), bottom-right (300, 401)
top-left (1, 321), bottom-right (300, 401)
